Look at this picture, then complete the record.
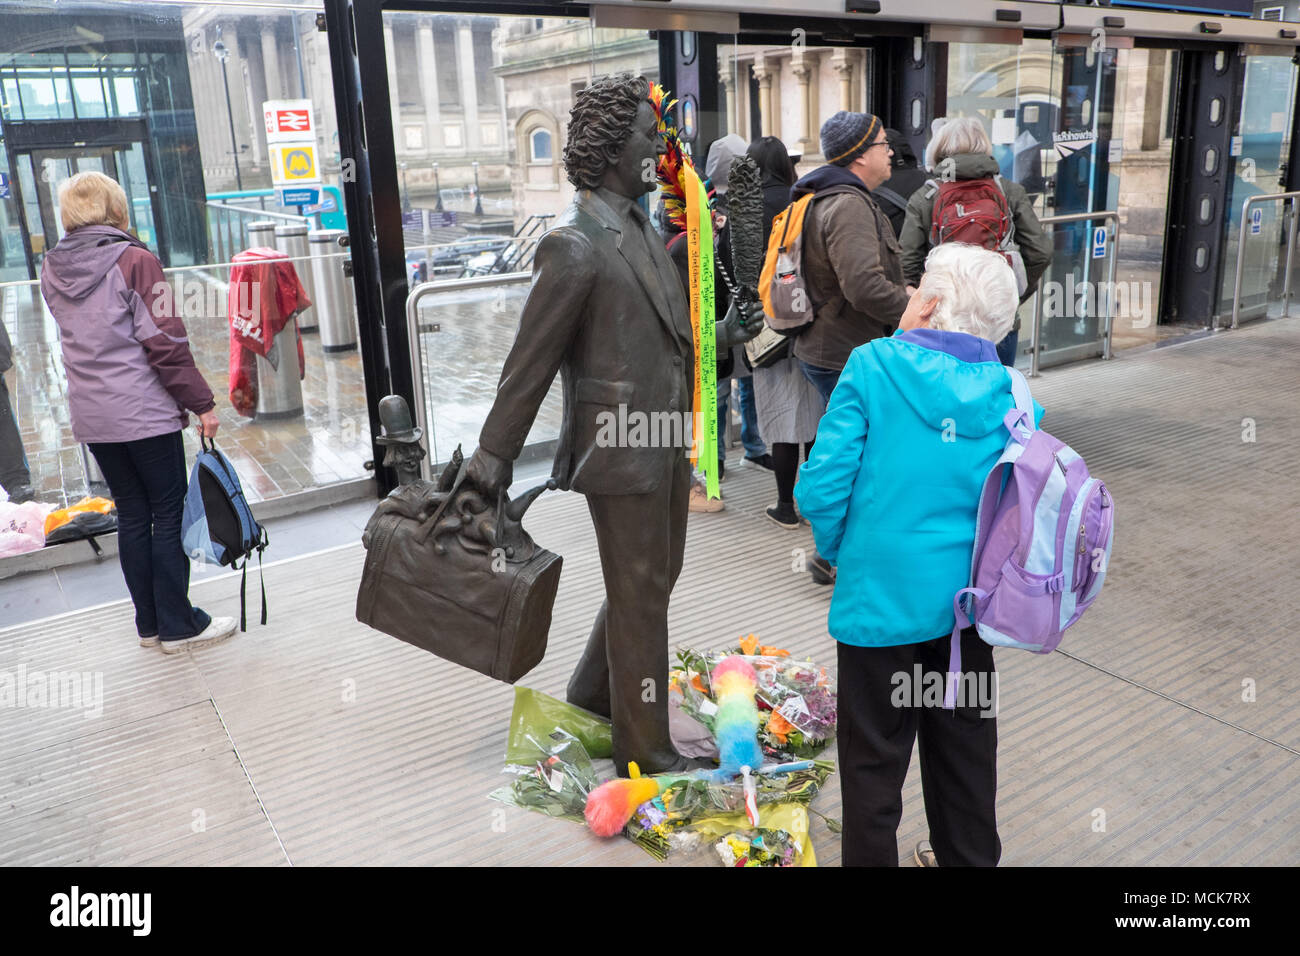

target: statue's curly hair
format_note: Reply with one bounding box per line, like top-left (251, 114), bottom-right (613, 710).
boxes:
top-left (562, 73), bottom-right (649, 190)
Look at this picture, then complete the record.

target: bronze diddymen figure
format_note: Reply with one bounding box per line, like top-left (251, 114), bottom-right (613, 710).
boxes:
top-left (463, 73), bottom-right (761, 774)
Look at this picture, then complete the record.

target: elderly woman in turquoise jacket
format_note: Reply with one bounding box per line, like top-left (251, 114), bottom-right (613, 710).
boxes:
top-left (795, 242), bottom-right (1044, 868)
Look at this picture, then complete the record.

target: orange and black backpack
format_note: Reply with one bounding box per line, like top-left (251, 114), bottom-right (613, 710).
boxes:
top-left (758, 186), bottom-right (861, 337)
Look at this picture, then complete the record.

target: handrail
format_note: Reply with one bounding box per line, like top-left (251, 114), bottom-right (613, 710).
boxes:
top-left (204, 200), bottom-right (308, 226)
top-left (1228, 190), bottom-right (1300, 330)
top-left (0, 252), bottom-right (353, 293)
top-left (1028, 209), bottom-right (1120, 378)
top-left (404, 272), bottom-right (530, 480)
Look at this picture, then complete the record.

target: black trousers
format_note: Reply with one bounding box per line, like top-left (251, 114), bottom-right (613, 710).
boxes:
top-left (88, 431), bottom-right (211, 640)
top-left (0, 376), bottom-right (30, 493)
top-left (836, 627), bottom-right (1001, 867)
top-left (567, 452), bottom-right (692, 776)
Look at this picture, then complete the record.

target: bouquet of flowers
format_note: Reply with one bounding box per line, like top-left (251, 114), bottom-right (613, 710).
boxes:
top-left (489, 729), bottom-right (600, 823)
top-left (714, 828), bottom-right (801, 867)
top-left (671, 635), bottom-right (837, 761)
top-left (622, 760), bottom-right (835, 860)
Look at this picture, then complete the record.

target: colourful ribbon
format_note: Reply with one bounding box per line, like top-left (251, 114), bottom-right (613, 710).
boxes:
top-left (684, 163), bottom-right (718, 498)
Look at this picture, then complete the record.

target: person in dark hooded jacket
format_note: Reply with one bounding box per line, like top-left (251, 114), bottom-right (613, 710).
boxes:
top-left (40, 171), bottom-right (236, 654)
top-left (871, 129), bottom-right (929, 238)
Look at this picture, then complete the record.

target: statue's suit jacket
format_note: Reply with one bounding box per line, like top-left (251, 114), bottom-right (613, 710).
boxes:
top-left (478, 188), bottom-right (695, 495)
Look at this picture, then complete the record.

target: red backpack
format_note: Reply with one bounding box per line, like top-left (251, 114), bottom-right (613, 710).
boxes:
top-left (927, 175), bottom-right (1027, 294)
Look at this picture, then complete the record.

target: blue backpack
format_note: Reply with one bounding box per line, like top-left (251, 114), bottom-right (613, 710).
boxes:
top-left (181, 437), bottom-right (269, 630)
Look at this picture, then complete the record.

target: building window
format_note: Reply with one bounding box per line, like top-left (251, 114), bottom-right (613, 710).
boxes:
top-left (444, 123), bottom-right (463, 148)
top-left (481, 122), bottom-right (500, 147)
top-left (530, 128), bottom-right (553, 163)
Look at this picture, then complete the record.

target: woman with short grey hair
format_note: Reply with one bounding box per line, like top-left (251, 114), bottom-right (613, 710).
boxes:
top-left (795, 241), bottom-right (1044, 866)
top-left (40, 171), bottom-right (236, 653)
top-left (901, 116), bottom-right (1054, 367)
top-left (924, 116), bottom-right (993, 175)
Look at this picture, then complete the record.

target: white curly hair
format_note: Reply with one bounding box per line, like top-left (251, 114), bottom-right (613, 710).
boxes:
top-left (917, 243), bottom-right (1018, 343)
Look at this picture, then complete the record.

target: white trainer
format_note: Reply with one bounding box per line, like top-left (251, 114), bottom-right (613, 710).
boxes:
top-left (160, 616), bottom-right (239, 654)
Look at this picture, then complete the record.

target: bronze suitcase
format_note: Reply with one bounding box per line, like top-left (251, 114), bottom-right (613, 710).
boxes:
top-left (356, 469), bottom-right (561, 683)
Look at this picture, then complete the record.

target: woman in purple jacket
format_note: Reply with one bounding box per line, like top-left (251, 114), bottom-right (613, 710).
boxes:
top-left (41, 172), bottom-right (237, 653)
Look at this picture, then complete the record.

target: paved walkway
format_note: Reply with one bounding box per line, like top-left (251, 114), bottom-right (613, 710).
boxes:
top-left (2, 317), bottom-right (1298, 865)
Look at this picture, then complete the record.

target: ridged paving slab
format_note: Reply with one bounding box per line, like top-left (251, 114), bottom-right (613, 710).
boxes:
top-left (2, 317), bottom-right (1298, 865)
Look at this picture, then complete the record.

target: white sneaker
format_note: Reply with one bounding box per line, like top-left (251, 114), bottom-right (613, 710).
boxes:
top-left (160, 616), bottom-right (239, 654)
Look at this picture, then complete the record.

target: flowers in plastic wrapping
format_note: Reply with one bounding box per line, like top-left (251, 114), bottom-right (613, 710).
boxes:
top-left (670, 638), bottom-right (838, 761)
top-left (714, 828), bottom-right (801, 867)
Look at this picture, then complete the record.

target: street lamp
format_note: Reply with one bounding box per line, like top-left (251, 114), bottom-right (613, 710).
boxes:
top-left (472, 160), bottom-right (483, 216)
top-left (400, 161), bottom-right (411, 213)
top-left (433, 162), bottom-right (443, 213)
top-left (212, 27), bottom-right (243, 192)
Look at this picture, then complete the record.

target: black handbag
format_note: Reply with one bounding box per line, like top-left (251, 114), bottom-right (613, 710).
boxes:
top-left (356, 459), bottom-right (561, 684)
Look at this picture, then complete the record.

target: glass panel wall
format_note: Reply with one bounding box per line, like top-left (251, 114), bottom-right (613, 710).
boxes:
top-left (1219, 53), bottom-right (1298, 324)
top-left (0, 1), bottom-right (366, 517)
top-left (946, 36), bottom-right (1178, 367)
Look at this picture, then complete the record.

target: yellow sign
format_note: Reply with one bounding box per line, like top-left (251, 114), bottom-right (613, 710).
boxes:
top-left (271, 143), bottom-right (318, 185)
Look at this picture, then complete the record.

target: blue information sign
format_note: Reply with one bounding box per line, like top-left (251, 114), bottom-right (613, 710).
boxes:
top-left (0, 172), bottom-right (9, 200)
top-left (1249, 207), bottom-right (1263, 236)
top-left (278, 186), bottom-right (320, 206)
top-left (1092, 226), bottom-right (1107, 260)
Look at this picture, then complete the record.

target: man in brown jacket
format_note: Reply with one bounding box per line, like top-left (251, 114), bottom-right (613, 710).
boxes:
top-left (792, 111), bottom-right (910, 584)
top-left (793, 110), bottom-right (911, 401)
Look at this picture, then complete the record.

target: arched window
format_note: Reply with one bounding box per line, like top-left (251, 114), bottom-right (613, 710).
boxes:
top-left (529, 128), bottom-right (553, 163)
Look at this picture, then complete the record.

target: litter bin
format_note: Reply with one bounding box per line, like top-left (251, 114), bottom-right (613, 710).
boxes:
top-left (244, 221), bottom-right (304, 421)
top-left (274, 223), bottom-right (316, 332)
top-left (309, 229), bottom-right (357, 352)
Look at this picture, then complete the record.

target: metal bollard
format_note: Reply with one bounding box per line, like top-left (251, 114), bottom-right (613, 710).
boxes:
top-left (309, 229), bottom-right (357, 352)
top-left (274, 223), bottom-right (316, 331)
top-left (79, 445), bottom-right (110, 498)
top-left (245, 220), bottom-right (304, 420)
top-left (246, 219), bottom-right (276, 250)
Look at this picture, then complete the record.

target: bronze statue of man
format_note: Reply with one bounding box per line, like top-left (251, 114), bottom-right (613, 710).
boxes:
top-left (464, 73), bottom-right (761, 775)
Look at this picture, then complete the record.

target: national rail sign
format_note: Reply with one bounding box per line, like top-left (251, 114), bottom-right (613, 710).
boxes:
top-left (264, 99), bottom-right (315, 143)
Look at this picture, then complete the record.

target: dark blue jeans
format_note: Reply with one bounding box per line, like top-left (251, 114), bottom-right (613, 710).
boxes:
top-left (995, 329), bottom-right (1019, 368)
top-left (89, 431), bottom-right (210, 640)
top-left (717, 374), bottom-right (765, 460)
top-left (799, 360), bottom-right (841, 407)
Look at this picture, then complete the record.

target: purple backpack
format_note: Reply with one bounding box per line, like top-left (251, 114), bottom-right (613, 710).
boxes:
top-left (946, 368), bottom-right (1115, 709)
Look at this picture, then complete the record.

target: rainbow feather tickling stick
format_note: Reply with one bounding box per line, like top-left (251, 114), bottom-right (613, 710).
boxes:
top-left (585, 762), bottom-right (661, 837)
top-left (712, 656), bottom-right (763, 775)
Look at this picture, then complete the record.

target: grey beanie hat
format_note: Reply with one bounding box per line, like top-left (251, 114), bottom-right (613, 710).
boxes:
top-left (820, 110), bottom-right (882, 166)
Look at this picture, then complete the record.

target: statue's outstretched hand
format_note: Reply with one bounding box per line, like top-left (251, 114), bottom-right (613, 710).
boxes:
top-left (463, 446), bottom-right (514, 503)
top-left (715, 299), bottom-right (767, 348)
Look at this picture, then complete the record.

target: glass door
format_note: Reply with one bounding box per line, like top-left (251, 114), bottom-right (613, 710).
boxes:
top-left (1219, 52), bottom-right (1298, 324)
top-left (17, 144), bottom-right (160, 269)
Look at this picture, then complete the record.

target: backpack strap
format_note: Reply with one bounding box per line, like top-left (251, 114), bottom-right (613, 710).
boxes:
top-left (1004, 367), bottom-right (1036, 443)
top-left (257, 538), bottom-right (267, 627)
top-left (993, 175), bottom-right (1018, 249)
top-left (239, 558), bottom-right (248, 633)
top-left (872, 184), bottom-right (909, 213)
top-left (946, 588), bottom-right (988, 710)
